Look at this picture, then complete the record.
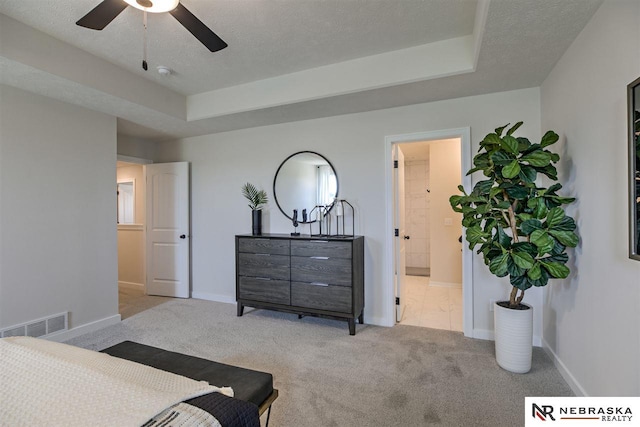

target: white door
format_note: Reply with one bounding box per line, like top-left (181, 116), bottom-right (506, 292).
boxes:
top-left (393, 146), bottom-right (407, 322)
top-left (145, 162), bottom-right (190, 298)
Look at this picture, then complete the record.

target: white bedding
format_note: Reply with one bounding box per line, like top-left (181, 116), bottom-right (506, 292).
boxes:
top-left (0, 337), bottom-right (232, 427)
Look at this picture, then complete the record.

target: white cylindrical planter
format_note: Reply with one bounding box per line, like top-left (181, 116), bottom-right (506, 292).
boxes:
top-left (494, 302), bottom-right (533, 374)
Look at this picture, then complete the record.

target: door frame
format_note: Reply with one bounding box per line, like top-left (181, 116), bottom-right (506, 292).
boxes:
top-left (384, 128), bottom-right (473, 336)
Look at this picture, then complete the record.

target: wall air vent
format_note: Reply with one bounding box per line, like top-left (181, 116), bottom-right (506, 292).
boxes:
top-left (1, 312), bottom-right (68, 339)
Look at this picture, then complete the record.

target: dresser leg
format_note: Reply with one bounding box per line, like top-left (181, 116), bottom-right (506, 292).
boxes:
top-left (358, 312), bottom-right (364, 324)
top-left (237, 303), bottom-right (244, 317)
top-left (348, 318), bottom-right (356, 335)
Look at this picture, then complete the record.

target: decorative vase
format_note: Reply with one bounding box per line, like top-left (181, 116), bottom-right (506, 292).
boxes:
top-left (252, 210), bottom-right (262, 235)
top-left (494, 301), bottom-right (533, 374)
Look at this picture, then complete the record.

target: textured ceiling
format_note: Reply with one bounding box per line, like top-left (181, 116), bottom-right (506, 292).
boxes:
top-left (0, 0), bottom-right (604, 141)
top-left (0, 0), bottom-right (477, 95)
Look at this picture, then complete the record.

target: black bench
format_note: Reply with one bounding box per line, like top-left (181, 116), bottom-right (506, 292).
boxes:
top-left (101, 341), bottom-right (278, 426)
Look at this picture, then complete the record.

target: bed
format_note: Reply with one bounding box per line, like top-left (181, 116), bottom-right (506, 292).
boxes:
top-left (0, 337), bottom-right (277, 427)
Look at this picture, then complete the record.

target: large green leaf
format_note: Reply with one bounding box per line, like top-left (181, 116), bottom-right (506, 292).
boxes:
top-left (530, 267), bottom-right (550, 287)
top-left (530, 229), bottom-right (555, 254)
top-left (511, 242), bottom-right (538, 257)
top-left (527, 262), bottom-right (542, 280)
top-left (528, 198), bottom-right (548, 219)
top-left (511, 251), bottom-right (535, 269)
top-left (473, 179), bottom-right (495, 195)
top-left (521, 219), bottom-right (543, 235)
top-left (495, 226), bottom-right (511, 248)
top-left (522, 151), bottom-right (552, 167)
top-left (548, 229), bottom-right (579, 247)
top-left (510, 275), bottom-right (533, 291)
top-left (505, 186), bottom-right (529, 200)
top-left (494, 124), bottom-right (509, 136)
top-left (466, 226), bottom-right (487, 245)
top-left (518, 166), bottom-right (537, 183)
top-left (501, 135), bottom-right (520, 155)
top-left (552, 216), bottom-right (577, 231)
top-left (489, 253), bottom-right (509, 276)
top-left (517, 137), bottom-right (532, 151)
top-left (546, 207), bottom-right (565, 228)
top-left (541, 261), bottom-right (570, 278)
top-left (541, 130), bottom-right (559, 147)
top-left (483, 133), bottom-right (502, 147)
top-left (506, 121), bottom-right (523, 136)
top-left (545, 183), bottom-right (562, 194)
top-left (491, 151), bottom-right (514, 166)
top-left (506, 256), bottom-right (525, 277)
top-left (502, 160), bottom-right (521, 179)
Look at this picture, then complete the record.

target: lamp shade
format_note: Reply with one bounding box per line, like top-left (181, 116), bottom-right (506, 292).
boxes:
top-left (124, 0), bottom-right (179, 13)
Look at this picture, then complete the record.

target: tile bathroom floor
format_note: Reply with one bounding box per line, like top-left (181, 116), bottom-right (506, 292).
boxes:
top-left (399, 275), bottom-right (462, 331)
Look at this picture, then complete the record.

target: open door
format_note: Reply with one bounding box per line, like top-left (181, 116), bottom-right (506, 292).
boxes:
top-left (145, 162), bottom-right (190, 298)
top-left (393, 146), bottom-right (407, 322)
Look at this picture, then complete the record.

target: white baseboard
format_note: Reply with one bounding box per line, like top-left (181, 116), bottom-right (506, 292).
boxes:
top-left (46, 314), bottom-right (121, 343)
top-left (118, 281), bottom-right (144, 289)
top-left (542, 338), bottom-right (587, 396)
top-left (473, 328), bottom-right (542, 347)
top-left (429, 281), bottom-right (462, 289)
top-left (367, 315), bottom-right (393, 327)
top-left (192, 292), bottom-right (236, 305)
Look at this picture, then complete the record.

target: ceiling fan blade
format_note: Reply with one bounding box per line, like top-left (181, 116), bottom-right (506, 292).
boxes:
top-left (169, 3), bottom-right (228, 52)
top-left (76, 0), bottom-right (128, 30)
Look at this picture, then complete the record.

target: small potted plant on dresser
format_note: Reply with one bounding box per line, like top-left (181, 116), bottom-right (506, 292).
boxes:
top-left (449, 122), bottom-right (578, 373)
top-left (241, 182), bottom-right (268, 235)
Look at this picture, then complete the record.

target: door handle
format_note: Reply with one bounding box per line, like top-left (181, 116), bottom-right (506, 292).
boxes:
top-left (404, 235), bottom-right (410, 240)
top-left (180, 234), bottom-right (186, 239)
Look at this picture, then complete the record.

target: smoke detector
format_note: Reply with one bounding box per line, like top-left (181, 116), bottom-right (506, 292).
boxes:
top-left (156, 66), bottom-right (171, 76)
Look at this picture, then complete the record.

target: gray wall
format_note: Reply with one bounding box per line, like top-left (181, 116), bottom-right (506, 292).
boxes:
top-left (0, 84), bottom-right (119, 332)
top-left (155, 87), bottom-right (543, 338)
top-left (541, 0), bottom-right (640, 395)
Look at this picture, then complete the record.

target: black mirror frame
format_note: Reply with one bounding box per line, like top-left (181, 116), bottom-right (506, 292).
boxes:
top-left (272, 151), bottom-right (339, 223)
top-left (628, 76), bottom-right (640, 261)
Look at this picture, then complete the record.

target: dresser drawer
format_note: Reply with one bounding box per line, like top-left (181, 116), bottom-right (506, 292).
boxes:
top-left (238, 238), bottom-right (290, 255)
top-left (291, 240), bottom-right (351, 258)
top-left (238, 253), bottom-right (290, 280)
top-left (291, 282), bottom-right (352, 313)
top-left (290, 256), bottom-right (351, 286)
top-left (238, 277), bottom-right (290, 305)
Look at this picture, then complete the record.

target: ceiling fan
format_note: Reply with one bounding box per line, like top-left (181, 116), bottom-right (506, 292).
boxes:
top-left (76, 0), bottom-right (228, 54)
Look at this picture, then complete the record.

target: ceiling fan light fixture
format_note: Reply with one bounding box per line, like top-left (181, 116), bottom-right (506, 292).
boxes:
top-left (123, 0), bottom-right (179, 13)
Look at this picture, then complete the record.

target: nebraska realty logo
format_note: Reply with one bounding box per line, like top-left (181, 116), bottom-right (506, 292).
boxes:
top-left (525, 397), bottom-right (639, 425)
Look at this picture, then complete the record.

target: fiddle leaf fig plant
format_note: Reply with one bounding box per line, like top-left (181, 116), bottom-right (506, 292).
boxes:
top-left (450, 122), bottom-right (579, 308)
top-left (241, 182), bottom-right (268, 211)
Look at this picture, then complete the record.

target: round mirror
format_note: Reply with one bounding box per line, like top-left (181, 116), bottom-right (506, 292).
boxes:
top-left (273, 151), bottom-right (338, 223)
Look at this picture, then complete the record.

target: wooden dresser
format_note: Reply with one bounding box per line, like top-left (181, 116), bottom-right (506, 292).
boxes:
top-left (235, 234), bottom-right (364, 335)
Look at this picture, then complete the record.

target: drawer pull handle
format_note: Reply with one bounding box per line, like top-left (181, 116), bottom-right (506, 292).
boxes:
top-left (254, 253), bottom-right (271, 256)
top-left (253, 277), bottom-right (272, 281)
top-left (310, 256), bottom-right (329, 260)
top-left (310, 240), bottom-right (329, 243)
top-left (309, 282), bottom-right (329, 287)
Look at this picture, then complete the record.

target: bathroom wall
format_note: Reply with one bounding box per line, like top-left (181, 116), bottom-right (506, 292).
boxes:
top-left (405, 159), bottom-right (431, 270)
top-left (429, 140), bottom-right (462, 286)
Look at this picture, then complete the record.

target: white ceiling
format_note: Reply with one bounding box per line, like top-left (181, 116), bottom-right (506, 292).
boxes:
top-left (0, 0), bottom-right (603, 142)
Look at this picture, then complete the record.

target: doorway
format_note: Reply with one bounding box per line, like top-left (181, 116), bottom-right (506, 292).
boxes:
top-left (399, 140), bottom-right (462, 331)
top-left (385, 128), bottom-right (473, 337)
top-left (116, 156), bottom-right (170, 319)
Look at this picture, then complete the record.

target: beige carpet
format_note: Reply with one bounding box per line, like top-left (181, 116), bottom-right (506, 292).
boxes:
top-left (68, 298), bottom-right (573, 426)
